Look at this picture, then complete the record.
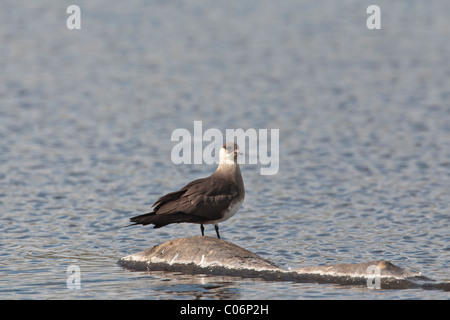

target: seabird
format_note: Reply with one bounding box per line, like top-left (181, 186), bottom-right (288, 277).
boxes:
top-left (128, 142), bottom-right (245, 238)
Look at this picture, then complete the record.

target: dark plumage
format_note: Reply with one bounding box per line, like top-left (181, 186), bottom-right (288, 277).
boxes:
top-left (128, 142), bottom-right (245, 238)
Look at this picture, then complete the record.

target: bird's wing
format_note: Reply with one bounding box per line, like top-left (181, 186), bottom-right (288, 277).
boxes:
top-left (153, 177), bottom-right (239, 221)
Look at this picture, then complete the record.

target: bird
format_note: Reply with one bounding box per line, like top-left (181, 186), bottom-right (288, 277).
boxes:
top-left (127, 142), bottom-right (245, 239)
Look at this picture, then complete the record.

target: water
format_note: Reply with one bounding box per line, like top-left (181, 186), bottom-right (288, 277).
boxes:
top-left (1, 0), bottom-right (449, 299)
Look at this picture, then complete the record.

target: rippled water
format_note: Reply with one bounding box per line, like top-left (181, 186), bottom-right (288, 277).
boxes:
top-left (1, 0), bottom-right (449, 299)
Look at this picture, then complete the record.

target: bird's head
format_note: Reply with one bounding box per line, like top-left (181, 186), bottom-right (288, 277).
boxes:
top-left (219, 142), bottom-right (241, 165)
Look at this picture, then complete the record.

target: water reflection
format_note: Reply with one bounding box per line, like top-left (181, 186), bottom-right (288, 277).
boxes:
top-left (136, 271), bottom-right (244, 299)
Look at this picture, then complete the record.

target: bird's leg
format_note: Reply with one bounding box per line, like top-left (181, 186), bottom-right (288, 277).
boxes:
top-left (200, 224), bottom-right (205, 236)
top-left (214, 225), bottom-right (221, 239)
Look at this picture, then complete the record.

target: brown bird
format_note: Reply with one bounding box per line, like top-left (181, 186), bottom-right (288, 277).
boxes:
top-left (128, 142), bottom-right (245, 238)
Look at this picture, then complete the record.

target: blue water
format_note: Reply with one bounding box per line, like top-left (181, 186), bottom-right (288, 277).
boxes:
top-left (1, 0), bottom-right (449, 299)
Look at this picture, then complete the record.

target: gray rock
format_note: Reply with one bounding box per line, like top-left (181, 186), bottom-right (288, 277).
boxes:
top-left (118, 236), bottom-right (448, 291)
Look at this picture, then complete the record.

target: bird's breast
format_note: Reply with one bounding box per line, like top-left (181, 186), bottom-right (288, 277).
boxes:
top-left (207, 197), bottom-right (244, 225)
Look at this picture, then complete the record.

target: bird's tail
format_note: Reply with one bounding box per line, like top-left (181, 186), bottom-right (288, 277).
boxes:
top-left (125, 211), bottom-right (157, 227)
top-left (125, 211), bottom-right (204, 229)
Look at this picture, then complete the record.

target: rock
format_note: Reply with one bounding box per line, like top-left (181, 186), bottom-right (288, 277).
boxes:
top-left (119, 236), bottom-right (287, 281)
top-left (118, 236), bottom-right (447, 291)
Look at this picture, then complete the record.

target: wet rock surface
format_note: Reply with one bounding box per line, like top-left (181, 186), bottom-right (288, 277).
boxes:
top-left (119, 236), bottom-right (449, 291)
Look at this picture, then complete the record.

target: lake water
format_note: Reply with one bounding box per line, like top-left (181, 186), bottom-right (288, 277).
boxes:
top-left (0, 0), bottom-right (449, 299)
